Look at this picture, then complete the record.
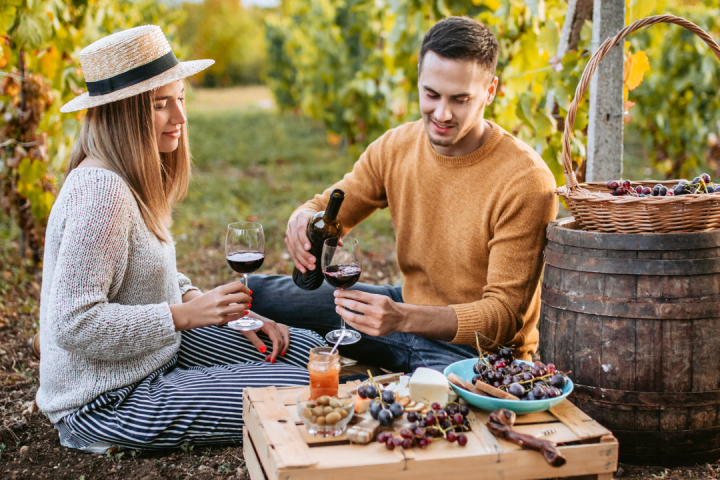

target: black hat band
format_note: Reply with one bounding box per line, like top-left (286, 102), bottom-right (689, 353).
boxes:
top-left (85, 51), bottom-right (179, 97)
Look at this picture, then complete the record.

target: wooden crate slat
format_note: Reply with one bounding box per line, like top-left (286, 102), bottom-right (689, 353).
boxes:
top-left (243, 390), bottom-right (275, 475)
top-left (466, 410), bottom-right (510, 453)
top-left (287, 405), bottom-right (302, 424)
top-left (247, 381), bottom-right (618, 480)
top-left (550, 400), bottom-right (609, 440)
top-left (245, 387), bottom-right (318, 469)
top-left (279, 387), bottom-right (308, 405)
top-left (513, 411), bottom-right (558, 424)
top-left (243, 428), bottom-right (267, 480)
top-left (513, 422), bottom-right (580, 444)
top-left (303, 441), bottom-right (412, 468)
top-left (275, 441), bottom-right (617, 480)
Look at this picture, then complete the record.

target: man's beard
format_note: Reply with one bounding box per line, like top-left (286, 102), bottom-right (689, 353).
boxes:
top-left (424, 107), bottom-right (485, 150)
top-left (425, 120), bottom-right (461, 148)
top-left (428, 133), bottom-right (455, 147)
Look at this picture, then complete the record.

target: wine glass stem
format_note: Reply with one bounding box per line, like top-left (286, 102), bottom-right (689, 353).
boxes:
top-left (243, 273), bottom-right (249, 315)
top-left (338, 288), bottom-right (346, 331)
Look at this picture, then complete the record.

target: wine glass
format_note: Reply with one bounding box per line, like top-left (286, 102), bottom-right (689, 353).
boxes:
top-left (225, 222), bottom-right (265, 331)
top-left (322, 237), bottom-right (362, 345)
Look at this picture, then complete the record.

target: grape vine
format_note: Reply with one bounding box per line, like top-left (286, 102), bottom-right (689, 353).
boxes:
top-left (265, 0), bottom-right (720, 185)
top-left (0, 0), bottom-right (185, 263)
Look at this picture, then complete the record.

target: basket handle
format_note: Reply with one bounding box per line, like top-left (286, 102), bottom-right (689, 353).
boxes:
top-left (561, 14), bottom-right (720, 190)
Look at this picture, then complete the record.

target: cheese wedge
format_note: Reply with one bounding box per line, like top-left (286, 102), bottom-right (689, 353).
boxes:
top-left (409, 368), bottom-right (450, 407)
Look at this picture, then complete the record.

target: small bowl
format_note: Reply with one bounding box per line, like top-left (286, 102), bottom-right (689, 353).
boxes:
top-left (444, 359), bottom-right (574, 415)
top-left (296, 388), bottom-right (355, 437)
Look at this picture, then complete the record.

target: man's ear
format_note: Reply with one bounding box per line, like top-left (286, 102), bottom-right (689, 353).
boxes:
top-left (486, 76), bottom-right (499, 105)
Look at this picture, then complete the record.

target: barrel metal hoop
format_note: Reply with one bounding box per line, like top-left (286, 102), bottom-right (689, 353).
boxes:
top-left (544, 249), bottom-right (720, 275)
top-left (573, 384), bottom-right (720, 407)
top-left (541, 290), bottom-right (720, 320)
top-left (547, 218), bottom-right (720, 250)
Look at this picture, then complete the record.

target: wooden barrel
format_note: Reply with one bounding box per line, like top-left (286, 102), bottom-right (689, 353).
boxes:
top-left (540, 217), bottom-right (720, 466)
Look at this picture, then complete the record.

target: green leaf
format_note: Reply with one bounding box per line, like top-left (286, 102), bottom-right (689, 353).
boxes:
top-left (0, 7), bottom-right (17, 32)
top-left (533, 109), bottom-right (556, 138)
top-left (17, 13), bottom-right (51, 49)
top-left (515, 93), bottom-right (534, 128)
top-left (18, 158), bottom-right (45, 184)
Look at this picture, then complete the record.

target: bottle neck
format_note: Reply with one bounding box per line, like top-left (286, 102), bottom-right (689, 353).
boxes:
top-left (323, 189), bottom-right (345, 222)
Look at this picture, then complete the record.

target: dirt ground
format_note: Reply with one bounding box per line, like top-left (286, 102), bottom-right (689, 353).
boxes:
top-left (1, 246), bottom-right (719, 479)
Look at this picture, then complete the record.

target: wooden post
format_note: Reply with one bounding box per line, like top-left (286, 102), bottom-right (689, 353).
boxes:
top-left (585, 0), bottom-right (625, 182)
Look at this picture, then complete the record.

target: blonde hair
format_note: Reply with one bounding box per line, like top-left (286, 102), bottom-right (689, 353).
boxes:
top-left (67, 89), bottom-right (191, 243)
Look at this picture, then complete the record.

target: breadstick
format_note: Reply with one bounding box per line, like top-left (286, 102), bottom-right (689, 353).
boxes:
top-left (473, 380), bottom-right (519, 400)
top-left (463, 381), bottom-right (490, 397)
top-left (447, 373), bottom-right (465, 388)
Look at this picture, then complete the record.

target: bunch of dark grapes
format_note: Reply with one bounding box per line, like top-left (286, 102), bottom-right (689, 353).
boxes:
top-left (358, 383), bottom-right (405, 426)
top-left (473, 348), bottom-right (570, 401)
top-left (605, 173), bottom-right (717, 198)
top-left (670, 174), bottom-right (716, 195)
top-left (605, 179), bottom-right (646, 197)
top-left (377, 402), bottom-right (471, 450)
top-left (605, 179), bottom-right (666, 197)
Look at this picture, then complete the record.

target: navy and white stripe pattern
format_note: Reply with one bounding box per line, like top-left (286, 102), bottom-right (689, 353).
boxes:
top-left (55, 325), bottom-right (325, 451)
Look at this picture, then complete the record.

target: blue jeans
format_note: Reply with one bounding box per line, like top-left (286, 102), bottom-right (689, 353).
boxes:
top-left (248, 275), bottom-right (477, 373)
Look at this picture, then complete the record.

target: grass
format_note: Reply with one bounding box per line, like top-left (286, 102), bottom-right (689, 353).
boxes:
top-left (185, 86), bottom-right (274, 113)
top-left (0, 102), bottom-right (400, 322)
top-left (173, 108), bottom-right (399, 291)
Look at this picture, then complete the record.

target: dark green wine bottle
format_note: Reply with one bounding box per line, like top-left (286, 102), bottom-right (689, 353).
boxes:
top-left (292, 189), bottom-right (345, 290)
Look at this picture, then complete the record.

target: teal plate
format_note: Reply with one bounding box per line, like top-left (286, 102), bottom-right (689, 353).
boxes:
top-left (444, 358), bottom-right (574, 414)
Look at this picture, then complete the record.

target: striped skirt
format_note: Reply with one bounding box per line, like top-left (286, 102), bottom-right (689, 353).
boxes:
top-left (55, 325), bottom-right (326, 452)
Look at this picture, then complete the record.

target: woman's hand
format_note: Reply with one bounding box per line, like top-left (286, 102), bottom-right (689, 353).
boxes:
top-left (241, 311), bottom-right (290, 363)
top-left (170, 281), bottom-right (251, 331)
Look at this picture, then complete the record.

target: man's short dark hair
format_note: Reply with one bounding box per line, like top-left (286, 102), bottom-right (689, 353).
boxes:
top-left (419, 16), bottom-right (499, 78)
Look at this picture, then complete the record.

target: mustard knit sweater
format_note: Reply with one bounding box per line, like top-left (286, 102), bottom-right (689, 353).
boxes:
top-left (292, 120), bottom-right (558, 359)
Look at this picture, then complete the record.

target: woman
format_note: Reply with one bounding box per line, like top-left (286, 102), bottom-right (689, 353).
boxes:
top-left (37, 25), bottom-right (325, 452)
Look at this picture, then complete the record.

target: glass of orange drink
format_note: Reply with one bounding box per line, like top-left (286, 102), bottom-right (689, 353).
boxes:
top-left (308, 346), bottom-right (340, 400)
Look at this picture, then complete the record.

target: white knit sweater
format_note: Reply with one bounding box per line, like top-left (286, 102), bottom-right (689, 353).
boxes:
top-left (37, 168), bottom-right (198, 423)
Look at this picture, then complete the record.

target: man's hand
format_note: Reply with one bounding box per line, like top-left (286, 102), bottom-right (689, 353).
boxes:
top-left (334, 289), bottom-right (459, 341)
top-left (333, 290), bottom-right (407, 337)
top-left (285, 210), bottom-right (317, 273)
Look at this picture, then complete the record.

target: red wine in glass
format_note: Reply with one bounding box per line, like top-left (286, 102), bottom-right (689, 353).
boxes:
top-left (323, 264), bottom-right (361, 289)
top-left (322, 237), bottom-right (362, 345)
top-left (225, 223), bottom-right (265, 331)
top-left (226, 251), bottom-right (265, 274)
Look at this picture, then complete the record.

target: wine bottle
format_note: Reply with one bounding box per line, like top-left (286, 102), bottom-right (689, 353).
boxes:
top-left (292, 189), bottom-right (345, 290)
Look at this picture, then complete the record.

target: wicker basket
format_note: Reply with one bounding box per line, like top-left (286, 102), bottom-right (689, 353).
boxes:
top-left (557, 14), bottom-right (720, 234)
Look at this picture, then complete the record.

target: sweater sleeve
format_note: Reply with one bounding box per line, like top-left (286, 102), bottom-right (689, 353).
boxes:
top-left (449, 168), bottom-right (558, 346)
top-left (47, 174), bottom-right (178, 360)
top-left (177, 272), bottom-right (200, 296)
top-left (289, 133), bottom-right (389, 233)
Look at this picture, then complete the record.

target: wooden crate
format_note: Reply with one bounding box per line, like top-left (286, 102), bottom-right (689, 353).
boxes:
top-left (242, 382), bottom-right (618, 480)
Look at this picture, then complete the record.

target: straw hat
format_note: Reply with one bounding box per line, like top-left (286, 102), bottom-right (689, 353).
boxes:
top-left (60, 25), bottom-right (213, 113)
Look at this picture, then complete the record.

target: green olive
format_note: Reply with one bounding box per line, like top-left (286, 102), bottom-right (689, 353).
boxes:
top-left (325, 412), bottom-right (342, 425)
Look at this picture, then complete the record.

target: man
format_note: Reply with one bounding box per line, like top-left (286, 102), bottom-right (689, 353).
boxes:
top-left (250, 16), bottom-right (558, 372)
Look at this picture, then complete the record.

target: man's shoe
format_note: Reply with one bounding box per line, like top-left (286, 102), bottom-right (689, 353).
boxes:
top-left (31, 332), bottom-right (40, 359)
